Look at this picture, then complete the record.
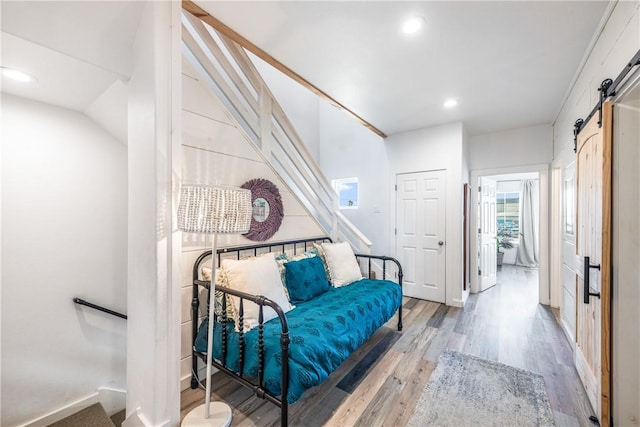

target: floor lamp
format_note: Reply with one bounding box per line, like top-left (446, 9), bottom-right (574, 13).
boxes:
top-left (178, 184), bottom-right (252, 427)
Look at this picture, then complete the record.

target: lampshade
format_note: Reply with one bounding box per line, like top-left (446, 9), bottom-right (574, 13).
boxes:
top-left (178, 185), bottom-right (252, 234)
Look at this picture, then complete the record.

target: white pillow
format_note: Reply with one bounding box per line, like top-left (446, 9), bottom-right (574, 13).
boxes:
top-left (222, 252), bottom-right (294, 332)
top-left (321, 242), bottom-right (363, 287)
top-left (199, 265), bottom-right (236, 321)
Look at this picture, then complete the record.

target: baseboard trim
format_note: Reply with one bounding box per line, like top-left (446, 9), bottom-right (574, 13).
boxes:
top-left (122, 407), bottom-right (172, 427)
top-left (449, 297), bottom-right (466, 308)
top-left (559, 318), bottom-right (576, 351)
top-left (19, 387), bottom-right (126, 427)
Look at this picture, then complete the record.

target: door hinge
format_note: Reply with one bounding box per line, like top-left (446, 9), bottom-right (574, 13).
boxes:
top-left (478, 185), bottom-right (481, 192)
top-left (394, 228), bottom-right (397, 235)
top-left (395, 184), bottom-right (397, 191)
top-left (478, 269), bottom-right (482, 276)
top-left (478, 228), bottom-right (481, 234)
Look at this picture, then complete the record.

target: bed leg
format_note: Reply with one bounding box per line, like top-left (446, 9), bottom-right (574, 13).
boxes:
top-left (281, 401), bottom-right (288, 427)
top-left (398, 304), bottom-right (403, 331)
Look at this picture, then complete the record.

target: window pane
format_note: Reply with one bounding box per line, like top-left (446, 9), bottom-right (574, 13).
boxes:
top-left (496, 191), bottom-right (520, 235)
top-left (332, 178), bottom-right (359, 209)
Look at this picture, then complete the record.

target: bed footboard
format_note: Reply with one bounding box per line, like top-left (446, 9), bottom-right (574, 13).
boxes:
top-left (193, 280), bottom-right (290, 425)
top-left (354, 253), bottom-right (404, 331)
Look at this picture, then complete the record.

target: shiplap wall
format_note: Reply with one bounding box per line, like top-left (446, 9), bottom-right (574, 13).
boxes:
top-left (179, 57), bottom-right (324, 388)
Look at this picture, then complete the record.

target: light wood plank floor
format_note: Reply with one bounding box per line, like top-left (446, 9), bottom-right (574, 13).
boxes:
top-left (181, 265), bottom-right (594, 426)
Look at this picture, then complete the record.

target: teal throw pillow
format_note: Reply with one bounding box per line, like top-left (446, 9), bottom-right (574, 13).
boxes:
top-left (284, 256), bottom-right (330, 303)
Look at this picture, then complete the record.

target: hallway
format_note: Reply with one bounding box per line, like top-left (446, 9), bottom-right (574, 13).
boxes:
top-left (462, 265), bottom-right (594, 425)
top-left (182, 265), bottom-right (594, 426)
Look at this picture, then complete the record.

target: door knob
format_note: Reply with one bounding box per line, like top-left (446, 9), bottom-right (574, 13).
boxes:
top-left (438, 241), bottom-right (444, 246)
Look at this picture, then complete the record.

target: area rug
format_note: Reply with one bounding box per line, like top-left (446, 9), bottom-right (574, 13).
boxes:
top-left (408, 349), bottom-right (555, 427)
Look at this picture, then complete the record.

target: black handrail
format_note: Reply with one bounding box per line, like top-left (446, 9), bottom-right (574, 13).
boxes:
top-left (73, 298), bottom-right (127, 320)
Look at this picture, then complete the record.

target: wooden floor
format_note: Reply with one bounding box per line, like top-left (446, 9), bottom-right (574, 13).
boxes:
top-left (181, 265), bottom-right (594, 426)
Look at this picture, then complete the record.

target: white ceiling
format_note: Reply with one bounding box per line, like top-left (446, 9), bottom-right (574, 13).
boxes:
top-left (1, 31), bottom-right (124, 112)
top-left (1, 1), bottom-right (143, 79)
top-left (0, 1), bottom-right (143, 141)
top-left (194, 1), bottom-right (611, 136)
top-left (0, 1), bottom-right (611, 139)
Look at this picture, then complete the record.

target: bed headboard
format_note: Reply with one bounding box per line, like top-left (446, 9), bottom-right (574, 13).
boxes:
top-left (191, 236), bottom-right (333, 283)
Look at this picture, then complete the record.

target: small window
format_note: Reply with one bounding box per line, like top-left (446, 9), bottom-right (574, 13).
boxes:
top-left (332, 177), bottom-right (358, 209)
top-left (496, 191), bottom-right (519, 236)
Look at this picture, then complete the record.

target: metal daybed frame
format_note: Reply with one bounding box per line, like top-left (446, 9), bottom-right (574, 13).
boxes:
top-left (190, 237), bottom-right (403, 427)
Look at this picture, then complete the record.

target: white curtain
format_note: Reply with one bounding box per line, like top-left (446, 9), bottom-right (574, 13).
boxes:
top-left (517, 179), bottom-right (539, 267)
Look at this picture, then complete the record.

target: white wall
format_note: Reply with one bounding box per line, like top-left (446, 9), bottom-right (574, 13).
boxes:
top-left (318, 102), bottom-right (388, 255)
top-left (249, 45), bottom-right (394, 256)
top-left (469, 124), bottom-right (553, 170)
top-left (180, 56), bottom-right (324, 389)
top-left (1, 94), bottom-right (127, 426)
top-left (386, 122), bottom-right (465, 307)
top-left (550, 2), bottom-right (640, 424)
top-left (554, 1), bottom-right (640, 160)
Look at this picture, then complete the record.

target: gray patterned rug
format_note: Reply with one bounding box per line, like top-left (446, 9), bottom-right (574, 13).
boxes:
top-left (408, 349), bottom-right (555, 427)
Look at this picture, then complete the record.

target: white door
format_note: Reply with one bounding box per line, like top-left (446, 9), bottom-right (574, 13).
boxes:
top-left (396, 170), bottom-right (446, 303)
top-left (478, 177), bottom-right (497, 291)
top-left (575, 102), bottom-right (612, 426)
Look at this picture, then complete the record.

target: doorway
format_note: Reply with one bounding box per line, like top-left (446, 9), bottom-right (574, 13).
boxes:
top-left (470, 165), bottom-right (550, 304)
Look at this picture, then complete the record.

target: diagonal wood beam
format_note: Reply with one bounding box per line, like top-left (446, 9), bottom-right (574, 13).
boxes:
top-left (182, 0), bottom-right (388, 139)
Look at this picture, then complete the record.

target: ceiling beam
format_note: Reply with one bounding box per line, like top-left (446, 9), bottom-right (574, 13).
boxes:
top-left (182, 0), bottom-right (388, 139)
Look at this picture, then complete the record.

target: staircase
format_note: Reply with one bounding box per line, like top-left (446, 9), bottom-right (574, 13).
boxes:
top-left (47, 403), bottom-right (123, 427)
top-left (181, 11), bottom-right (372, 253)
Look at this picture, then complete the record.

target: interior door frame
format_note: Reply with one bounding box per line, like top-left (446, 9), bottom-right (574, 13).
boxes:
top-left (470, 164), bottom-right (550, 304)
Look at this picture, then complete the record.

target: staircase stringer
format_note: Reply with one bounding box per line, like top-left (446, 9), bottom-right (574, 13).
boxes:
top-left (182, 10), bottom-right (372, 253)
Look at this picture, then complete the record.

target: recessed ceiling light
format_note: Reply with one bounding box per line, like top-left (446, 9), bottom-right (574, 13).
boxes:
top-left (444, 98), bottom-right (458, 108)
top-left (1, 67), bottom-right (36, 83)
top-left (401, 17), bottom-right (425, 35)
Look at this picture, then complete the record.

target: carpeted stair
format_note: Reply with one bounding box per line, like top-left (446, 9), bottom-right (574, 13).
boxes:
top-left (47, 403), bottom-right (115, 427)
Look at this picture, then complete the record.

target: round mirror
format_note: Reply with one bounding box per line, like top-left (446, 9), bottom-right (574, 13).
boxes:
top-left (241, 178), bottom-right (284, 241)
top-left (252, 197), bottom-right (270, 223)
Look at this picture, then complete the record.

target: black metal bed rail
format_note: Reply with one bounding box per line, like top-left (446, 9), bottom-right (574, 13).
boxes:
top-left (192, 279), bottom-right (291, 425)
top-left (190, 237), bottom-right (331, 427)
top-left (189, 237), bottom-right (331, 380)
top-left (73, 298), bottom-right (127, 320)
top-left (354, 253), bottom-right (404, 331)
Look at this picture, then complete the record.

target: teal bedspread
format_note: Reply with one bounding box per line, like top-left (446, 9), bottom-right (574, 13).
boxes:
top-left (194, 278), bottom-right (402, 404)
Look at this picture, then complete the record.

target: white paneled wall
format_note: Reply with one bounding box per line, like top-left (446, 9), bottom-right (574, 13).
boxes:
top-left (179, 58), bottom-right (324, 389)
top-left (550, 2), bottom-right (640, 424)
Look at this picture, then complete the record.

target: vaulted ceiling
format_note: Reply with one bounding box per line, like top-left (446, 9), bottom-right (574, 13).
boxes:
top-left (1, 1), bottom-right (611, 138)
top-left (193, 1), bottom-right (611, 136)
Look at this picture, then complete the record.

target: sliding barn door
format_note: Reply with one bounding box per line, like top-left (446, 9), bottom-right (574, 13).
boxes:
top-left (575, 102), bottom-right (612, 427)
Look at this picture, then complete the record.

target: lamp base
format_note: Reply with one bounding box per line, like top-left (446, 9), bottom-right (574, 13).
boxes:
top-left (181, 402), bottom-right (232, 427)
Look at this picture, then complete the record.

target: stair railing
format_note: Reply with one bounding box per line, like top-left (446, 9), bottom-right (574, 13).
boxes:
top-left (182, 11), bottom-right (372, 254)
top-left (73, 298), bottom-right (127, 320)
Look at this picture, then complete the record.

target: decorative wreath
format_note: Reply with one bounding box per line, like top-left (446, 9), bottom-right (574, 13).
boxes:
top-left (241, 178), bottom-right (284, 241)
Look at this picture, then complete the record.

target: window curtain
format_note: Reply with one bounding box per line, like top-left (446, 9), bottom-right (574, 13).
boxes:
top-left (517, 179), bottom-right (539, 267)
